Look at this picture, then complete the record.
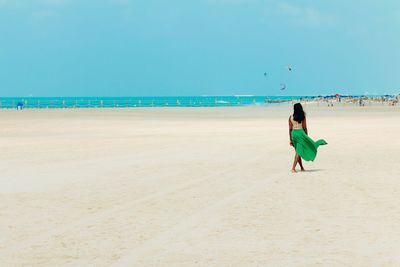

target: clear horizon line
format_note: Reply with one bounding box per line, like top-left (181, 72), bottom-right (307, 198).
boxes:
top-left (0, 94), bottom-right (394, 98)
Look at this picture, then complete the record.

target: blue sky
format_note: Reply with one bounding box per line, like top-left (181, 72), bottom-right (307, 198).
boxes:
top-left (0, 0), bottom-right (399, 96)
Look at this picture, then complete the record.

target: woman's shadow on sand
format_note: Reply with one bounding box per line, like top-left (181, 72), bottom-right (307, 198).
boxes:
top-left (303, 169), bottom-right (324, 173)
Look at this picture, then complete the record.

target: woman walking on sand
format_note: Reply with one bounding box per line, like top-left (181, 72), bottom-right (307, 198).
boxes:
top-left (289, 103), bottom-right (327, 173)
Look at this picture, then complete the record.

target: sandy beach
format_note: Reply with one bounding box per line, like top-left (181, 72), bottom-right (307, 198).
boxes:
top-left (1, 105), bottom-right (400, 266)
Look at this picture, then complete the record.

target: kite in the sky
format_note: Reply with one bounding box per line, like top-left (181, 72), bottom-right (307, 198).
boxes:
top-left (280, 83), bottom-right (286, 90)
top-left (287, 65), bottom-right (292, 72)
top-left (263, 72), bottom-right (268, 76)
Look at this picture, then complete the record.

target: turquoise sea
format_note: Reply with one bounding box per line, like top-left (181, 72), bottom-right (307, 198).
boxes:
top-left (0, 96), bottom-right (306, 109)
top-left (0, 95), bottom-right (384, 109)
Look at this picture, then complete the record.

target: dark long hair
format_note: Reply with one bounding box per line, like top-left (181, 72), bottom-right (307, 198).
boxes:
top-left (293, 103), bottom-right (305, 123)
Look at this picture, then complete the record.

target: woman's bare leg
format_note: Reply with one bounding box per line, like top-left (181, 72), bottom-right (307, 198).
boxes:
top-left (298, 157), bottom-right (305, 171)
top-left (292, 153), bottom-right (300, 172)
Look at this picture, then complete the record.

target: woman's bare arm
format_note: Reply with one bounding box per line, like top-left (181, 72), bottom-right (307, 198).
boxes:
top-left (288, 117), bottom-right (293, 145)
top-left (302, 117), bottom-right (308, 135)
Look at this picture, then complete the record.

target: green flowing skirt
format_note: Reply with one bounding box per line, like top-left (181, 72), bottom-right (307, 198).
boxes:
top-left (291, 129), bottom-right (327, 161)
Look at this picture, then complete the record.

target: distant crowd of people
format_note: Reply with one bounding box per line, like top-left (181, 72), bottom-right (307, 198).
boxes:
top-left (295, 95), bottom-right (400, 107)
